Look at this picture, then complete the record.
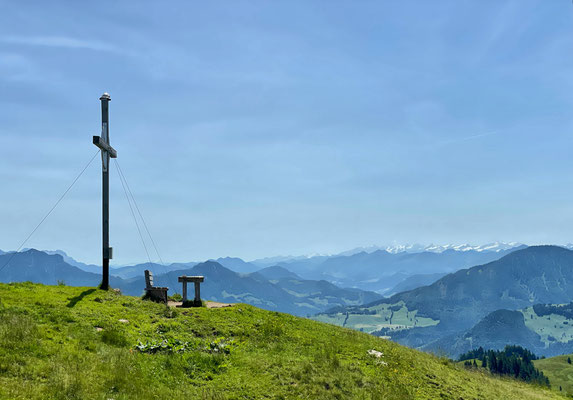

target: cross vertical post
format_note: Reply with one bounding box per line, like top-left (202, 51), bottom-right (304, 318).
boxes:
top-left (93, 92), bottom-right (117, 290)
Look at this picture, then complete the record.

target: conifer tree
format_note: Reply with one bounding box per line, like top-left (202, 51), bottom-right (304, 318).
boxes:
top-left (458, 346), bottom-right (549, 387)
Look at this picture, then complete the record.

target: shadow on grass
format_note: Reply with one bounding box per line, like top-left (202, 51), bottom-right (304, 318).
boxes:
top-left (67, 289), bottom-right (97, 308)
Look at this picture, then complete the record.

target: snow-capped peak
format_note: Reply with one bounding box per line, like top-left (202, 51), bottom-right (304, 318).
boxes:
top-left (419, 242), bottom-right (523, 253)
top-left (350, 242), bottom-right (524, 255)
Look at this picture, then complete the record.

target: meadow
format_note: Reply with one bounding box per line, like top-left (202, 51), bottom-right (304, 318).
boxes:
top-left (0, 282), bottom-right (564, 399)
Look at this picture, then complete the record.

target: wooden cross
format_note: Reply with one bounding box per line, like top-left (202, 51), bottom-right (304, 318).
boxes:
top-left (93, 93), bottom-right (117, 290)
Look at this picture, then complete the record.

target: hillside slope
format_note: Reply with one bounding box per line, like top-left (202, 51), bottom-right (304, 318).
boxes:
top-left (434, 302), bottom-right (573, 358)
top-left (428, 309), bottom-right (546, 358)
top-left (535, 353), bottom-right (573, 396)
top-left (0, 283), bottom-right (563, 399)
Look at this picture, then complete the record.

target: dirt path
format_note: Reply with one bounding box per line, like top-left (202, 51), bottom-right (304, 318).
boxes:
top-left (167, 300), bottom-right (233, 309)
top-left (206, 301), bottom-right (233, 309)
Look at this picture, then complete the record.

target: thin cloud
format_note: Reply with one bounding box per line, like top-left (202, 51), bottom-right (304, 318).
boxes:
top-left (434, 115), bottom-right (563, 150)
top-left (435, 130), bottom-right (500, 148)
top-left (0, 35), bottom-right (118, 52)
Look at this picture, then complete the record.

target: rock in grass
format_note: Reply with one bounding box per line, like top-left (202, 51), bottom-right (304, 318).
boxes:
top-left (368, 349), bottom-right (383, 358)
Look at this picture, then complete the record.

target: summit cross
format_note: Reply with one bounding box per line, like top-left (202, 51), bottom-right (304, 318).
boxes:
top-left (93, 92), bottom-right (117, 290)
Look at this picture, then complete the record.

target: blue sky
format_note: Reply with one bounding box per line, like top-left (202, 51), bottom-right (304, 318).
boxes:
top-left (1, 1), bottom-right (573, 265)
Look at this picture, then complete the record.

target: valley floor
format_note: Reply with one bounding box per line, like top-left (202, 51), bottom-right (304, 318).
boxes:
top-left (0, 283), bottom-right (564, 399)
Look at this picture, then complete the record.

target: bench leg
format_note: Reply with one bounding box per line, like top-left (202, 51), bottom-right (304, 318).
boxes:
top-left (194, 282), bottom-right (201, 303)
top-left (182, 282), bottom-right (187, 302)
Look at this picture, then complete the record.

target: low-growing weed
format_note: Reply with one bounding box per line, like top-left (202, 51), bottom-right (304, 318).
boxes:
top-left (136, 338), bottom-right (194, 354)
top-left (100, 326), bottom-right (129, 347)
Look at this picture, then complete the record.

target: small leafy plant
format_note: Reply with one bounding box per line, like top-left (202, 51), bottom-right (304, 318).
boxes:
top-left (169, 293), bottom-right (183, 302)
top-left (205, 337), bottom-right (236, 354)
top-left (135, 338), bottom-right (192, 354)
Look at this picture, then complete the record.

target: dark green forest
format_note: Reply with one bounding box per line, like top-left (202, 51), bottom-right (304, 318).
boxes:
top-left (459, 345), bottom-right (549, 387)
top-left (533, 302), bottom-right (573, 319)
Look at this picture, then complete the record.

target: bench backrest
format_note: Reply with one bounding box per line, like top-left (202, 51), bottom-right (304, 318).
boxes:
top-left (145, 270), bottom-right (154, 288)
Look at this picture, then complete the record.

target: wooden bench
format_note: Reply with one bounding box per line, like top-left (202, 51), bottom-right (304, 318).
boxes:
top-left (144, 270), bottom-right (168, 304)
top-left (178, 275), bottom-right (204, 307)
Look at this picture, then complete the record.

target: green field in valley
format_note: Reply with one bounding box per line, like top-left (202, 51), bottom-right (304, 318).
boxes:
top-left (523, 307), bottom-right (573, 346)
top-left (312, 301), bottom-right (439, 335)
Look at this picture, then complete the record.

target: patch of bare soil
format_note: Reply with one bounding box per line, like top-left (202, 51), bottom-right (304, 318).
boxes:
top-left (167, 301), bottom-right (233, 309)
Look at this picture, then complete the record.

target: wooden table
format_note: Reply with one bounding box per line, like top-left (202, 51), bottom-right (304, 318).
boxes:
top-left (178, 275), bottom-right (204, 307)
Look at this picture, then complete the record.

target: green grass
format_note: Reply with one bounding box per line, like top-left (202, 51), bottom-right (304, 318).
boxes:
top-left (0, 282), bottom-right (564, 399)
top-left (535, 354), bottom-right (573, 397)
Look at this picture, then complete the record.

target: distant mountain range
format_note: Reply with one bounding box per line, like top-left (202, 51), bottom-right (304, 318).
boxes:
top-left (41, 249), bottom-right (101, 271)
top-left (386, 272), bottom-right (447, 296)
top-left (4, 243), bottom-right (527, 294)
top-left (0, 249), bottom-right (123, 287)
top-left (314, 245), bottom-right (573, 356)
top-left (211, 257), bottom-right (260, 274)
top-left (254, 265), bottom-right (303, 281)
top-left (273, 245), bottom-right (526, 293)
top-left (109, 262), bottom-right (196, 279)
top-left (0, 250), bottom-right (381, 316)
top-left (0, 242), bottom-right (530, 317)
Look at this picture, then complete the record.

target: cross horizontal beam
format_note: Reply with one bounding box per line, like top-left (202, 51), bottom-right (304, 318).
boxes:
top-left (93, 136), bottom-right (118, 158)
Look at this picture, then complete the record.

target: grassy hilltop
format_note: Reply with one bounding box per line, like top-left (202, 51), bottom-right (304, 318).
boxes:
top-left (0, 283), bottom-right (564, 399)
top-left (535, 354), bottom-right (573, 395)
